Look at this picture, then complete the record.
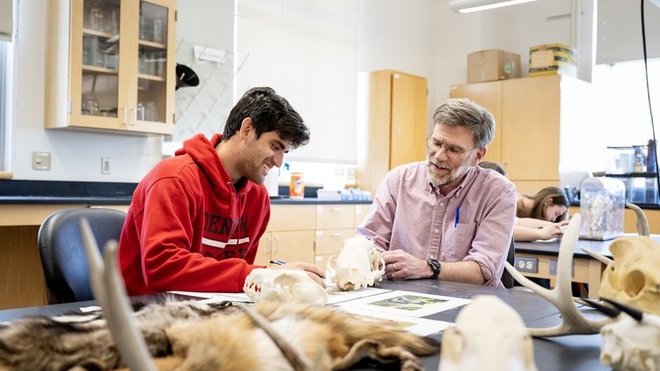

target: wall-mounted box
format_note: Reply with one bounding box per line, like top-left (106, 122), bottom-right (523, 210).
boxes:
top-left (467, 49), bottom-right (521, 83)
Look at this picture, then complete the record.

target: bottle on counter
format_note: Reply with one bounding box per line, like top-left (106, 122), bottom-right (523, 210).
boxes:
top-left (289, 172), bottom-right (304, 198)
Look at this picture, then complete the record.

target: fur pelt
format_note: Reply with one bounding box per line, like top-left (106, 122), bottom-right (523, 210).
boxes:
top-left (0, 299), bottom-right (439, 371)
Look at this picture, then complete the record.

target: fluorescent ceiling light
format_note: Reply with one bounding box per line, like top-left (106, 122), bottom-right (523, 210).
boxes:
top-left (449, 0), bottom-right (539, 14)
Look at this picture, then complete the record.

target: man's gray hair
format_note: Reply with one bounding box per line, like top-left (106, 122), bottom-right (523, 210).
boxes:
top-left (432, 98), bottom-right (495, 149)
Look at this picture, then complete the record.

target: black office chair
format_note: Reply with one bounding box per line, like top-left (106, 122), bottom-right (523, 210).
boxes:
top-left (38, 207), bottom-right (127, 304)
top-left (500, 238), bottom-right (516, 288)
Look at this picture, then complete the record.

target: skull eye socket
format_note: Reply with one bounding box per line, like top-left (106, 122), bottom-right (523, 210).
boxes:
top-left (625, 270), bottom-right (645, 297)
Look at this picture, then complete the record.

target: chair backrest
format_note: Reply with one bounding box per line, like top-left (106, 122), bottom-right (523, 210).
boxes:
top-left (500, 238), bottom-right (516, 289)
top-left (38, 207), bottom-right (127, 304)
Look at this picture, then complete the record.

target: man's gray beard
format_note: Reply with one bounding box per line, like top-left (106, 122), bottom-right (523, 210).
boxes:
top-left (427, 154), bottom-right (475, 188)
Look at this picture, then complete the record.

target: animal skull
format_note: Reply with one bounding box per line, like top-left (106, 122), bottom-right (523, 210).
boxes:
top-left (326, 236), bottom-right (385, 291)
top-left (591, 298), bottom-right (660, 371)
top-left (243, 269), bottom-right (328, 306)
top-left (599, 236), bottom-right (660, 315)
top-left (439, 295), bottom-right (538, 371)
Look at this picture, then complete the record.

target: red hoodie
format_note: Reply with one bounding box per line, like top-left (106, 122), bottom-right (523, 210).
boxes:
top-left (118, 133), bottom-right (269, 295)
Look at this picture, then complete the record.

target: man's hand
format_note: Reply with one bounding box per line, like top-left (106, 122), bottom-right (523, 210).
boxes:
top-left (269, 261), bottom-right (327, 288)
top-left (380, 250), bottom-right (432, 280)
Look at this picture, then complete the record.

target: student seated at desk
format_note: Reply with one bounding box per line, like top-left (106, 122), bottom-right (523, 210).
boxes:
top-left (356, 98), bottom-right (517, 288)
top-left (515, 186), bottom-right (569, 242)
top-left (478, 162), bottom-right (569, 242)
top-left (118, 87), bottom-right (325, 296)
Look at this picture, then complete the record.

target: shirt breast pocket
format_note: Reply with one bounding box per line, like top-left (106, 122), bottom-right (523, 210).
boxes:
top-left (442, 222), bottom-right (476, 261)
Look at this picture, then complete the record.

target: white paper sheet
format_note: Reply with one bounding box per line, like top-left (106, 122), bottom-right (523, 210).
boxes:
top-left (337, 306), bottom-right (454, 336)
top-left (325, 285), bottom-right (391, 304)
top-left (167, 291), bottom-right (252, 302)
top-left (337, 290), bottom-right (471, 318)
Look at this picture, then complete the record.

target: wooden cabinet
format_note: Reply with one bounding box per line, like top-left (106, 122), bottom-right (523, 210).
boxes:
top-left (353, 203), bottom-right (371, 229)
top-left (45, 0), bottom-right (176, 135)
top-left (254, 204), bottom-right (316, 266)
top-left (314, 204), bottom-right (356, 270)
top-left (449, 81), bottom-right (503, 165)
top-left (451, 75), bottom-right (598, 194)
top-left (358, 70), bottom-right (428, 196)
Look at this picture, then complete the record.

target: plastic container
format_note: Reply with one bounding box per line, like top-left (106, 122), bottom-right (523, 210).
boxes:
top-left (579, 177), bottom-right (625, 240)
top-left (289, 172), bottom-right (304, 198)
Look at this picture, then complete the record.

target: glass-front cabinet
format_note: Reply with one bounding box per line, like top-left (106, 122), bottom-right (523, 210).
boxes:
top-left (45, 0), bottom-right (176, 135)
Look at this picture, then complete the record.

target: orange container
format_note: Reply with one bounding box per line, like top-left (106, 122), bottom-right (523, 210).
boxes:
top-left (289, 172), bottom-right (304, 198)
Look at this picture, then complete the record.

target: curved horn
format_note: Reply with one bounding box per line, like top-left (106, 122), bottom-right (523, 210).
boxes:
top-left (625, 203), bottom-right (650, 236)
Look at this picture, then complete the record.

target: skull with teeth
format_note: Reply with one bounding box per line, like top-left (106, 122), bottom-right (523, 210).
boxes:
top-left (243, 268), bottom-right (328, 306)
top-left (326, 236), bottom-right (385, 291)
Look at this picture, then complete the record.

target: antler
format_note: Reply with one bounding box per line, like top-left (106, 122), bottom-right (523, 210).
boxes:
top-left (80, 217), bottom-right (158, 371)
top-left (625, 202), bottom-right (650, 236)
top-left (504, 214), bottom-right (610, 337)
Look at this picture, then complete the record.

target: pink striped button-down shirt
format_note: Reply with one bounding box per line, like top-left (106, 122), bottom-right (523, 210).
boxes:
top-left (356, 162), bottom-right (517, 287)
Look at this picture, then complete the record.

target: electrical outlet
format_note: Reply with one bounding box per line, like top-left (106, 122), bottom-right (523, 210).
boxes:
top-left (514, 256), bottom-right (538, 273)
top-left (32, 152), bottom-right (51, 170)
top-left (548, 259), bottom-right (574, 277)
top-left (101, 157), bottom-right (111, 174)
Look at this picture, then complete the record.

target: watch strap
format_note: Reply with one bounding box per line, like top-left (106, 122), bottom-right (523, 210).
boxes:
top-left (427, 258), bottom-right (441, 279)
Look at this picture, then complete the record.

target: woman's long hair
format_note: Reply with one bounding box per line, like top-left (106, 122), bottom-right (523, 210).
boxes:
top-left (520, 186), bottom-right (569, 222)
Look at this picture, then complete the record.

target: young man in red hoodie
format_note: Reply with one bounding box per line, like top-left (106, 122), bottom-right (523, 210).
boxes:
top-left (118, 87), bottom-right (325, 295)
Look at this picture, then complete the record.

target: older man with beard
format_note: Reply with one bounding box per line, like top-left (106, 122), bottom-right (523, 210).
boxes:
top-left (355, 98), bottom-right (516, 287)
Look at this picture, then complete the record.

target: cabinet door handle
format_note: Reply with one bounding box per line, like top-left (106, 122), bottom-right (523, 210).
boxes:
top-left (330, 208), bottom-right (344, 212)
top-left (265, 236), bottom-right (272, 254)
top-left (330, 232), bottom-right (344, 237)
top-left (273, 236), bottom-right (280, 253)
top-left (122, 107), bottom-right (128, 125)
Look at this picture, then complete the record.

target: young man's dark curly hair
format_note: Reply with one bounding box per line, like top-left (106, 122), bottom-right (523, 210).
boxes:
top-left (222, 87), bottom-right (310, 149)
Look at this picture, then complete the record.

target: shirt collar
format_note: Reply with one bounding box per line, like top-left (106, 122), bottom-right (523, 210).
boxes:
top-left (427, 166), bottom-right (476, 198)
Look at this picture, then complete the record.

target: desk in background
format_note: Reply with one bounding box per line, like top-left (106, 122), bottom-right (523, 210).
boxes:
top-left (0, 280), bottom-right (605, 371)
top-left (515, 235), bottom-right (660, 299)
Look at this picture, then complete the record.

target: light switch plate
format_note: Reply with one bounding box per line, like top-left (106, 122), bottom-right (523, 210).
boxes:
top-left (101, 157), bottom-right (111, 174)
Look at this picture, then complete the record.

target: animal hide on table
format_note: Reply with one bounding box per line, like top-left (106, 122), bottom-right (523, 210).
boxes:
top-left (0, 299), bottom-right (439, 371)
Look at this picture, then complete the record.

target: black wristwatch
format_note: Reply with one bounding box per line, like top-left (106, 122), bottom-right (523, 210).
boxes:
top-left (427, 258), bottom-right (441, 279)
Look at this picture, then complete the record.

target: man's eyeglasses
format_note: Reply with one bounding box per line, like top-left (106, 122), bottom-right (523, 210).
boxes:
top-left (425, 136), bottom-right (473, 158)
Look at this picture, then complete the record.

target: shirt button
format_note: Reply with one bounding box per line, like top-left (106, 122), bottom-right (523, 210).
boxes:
top-left (434, 229), bottom-right (439, 233)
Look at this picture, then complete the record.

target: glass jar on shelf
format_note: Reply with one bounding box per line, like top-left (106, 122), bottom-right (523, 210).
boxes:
top-left (83, 95), bottom-right (100, 116)
top-left (136, 102), bottom-right (145, 121)
top-left (145, 101), bottom-right (158, 122)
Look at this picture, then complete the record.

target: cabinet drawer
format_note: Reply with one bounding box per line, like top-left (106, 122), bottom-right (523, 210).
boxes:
top-left (315, 204), bottom-right (354, 229)
top-left (267, 205), bottom-right (316, 231)
top-left (315, 228), bottom-right (353, 255)
top-left (315, 254), bottom-right (333, 272)
top-left (353, 203), bottom-right (372, 228)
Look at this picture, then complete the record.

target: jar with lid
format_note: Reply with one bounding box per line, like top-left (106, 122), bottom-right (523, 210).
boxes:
top-left (579, 177), bottom-right (625, 240)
